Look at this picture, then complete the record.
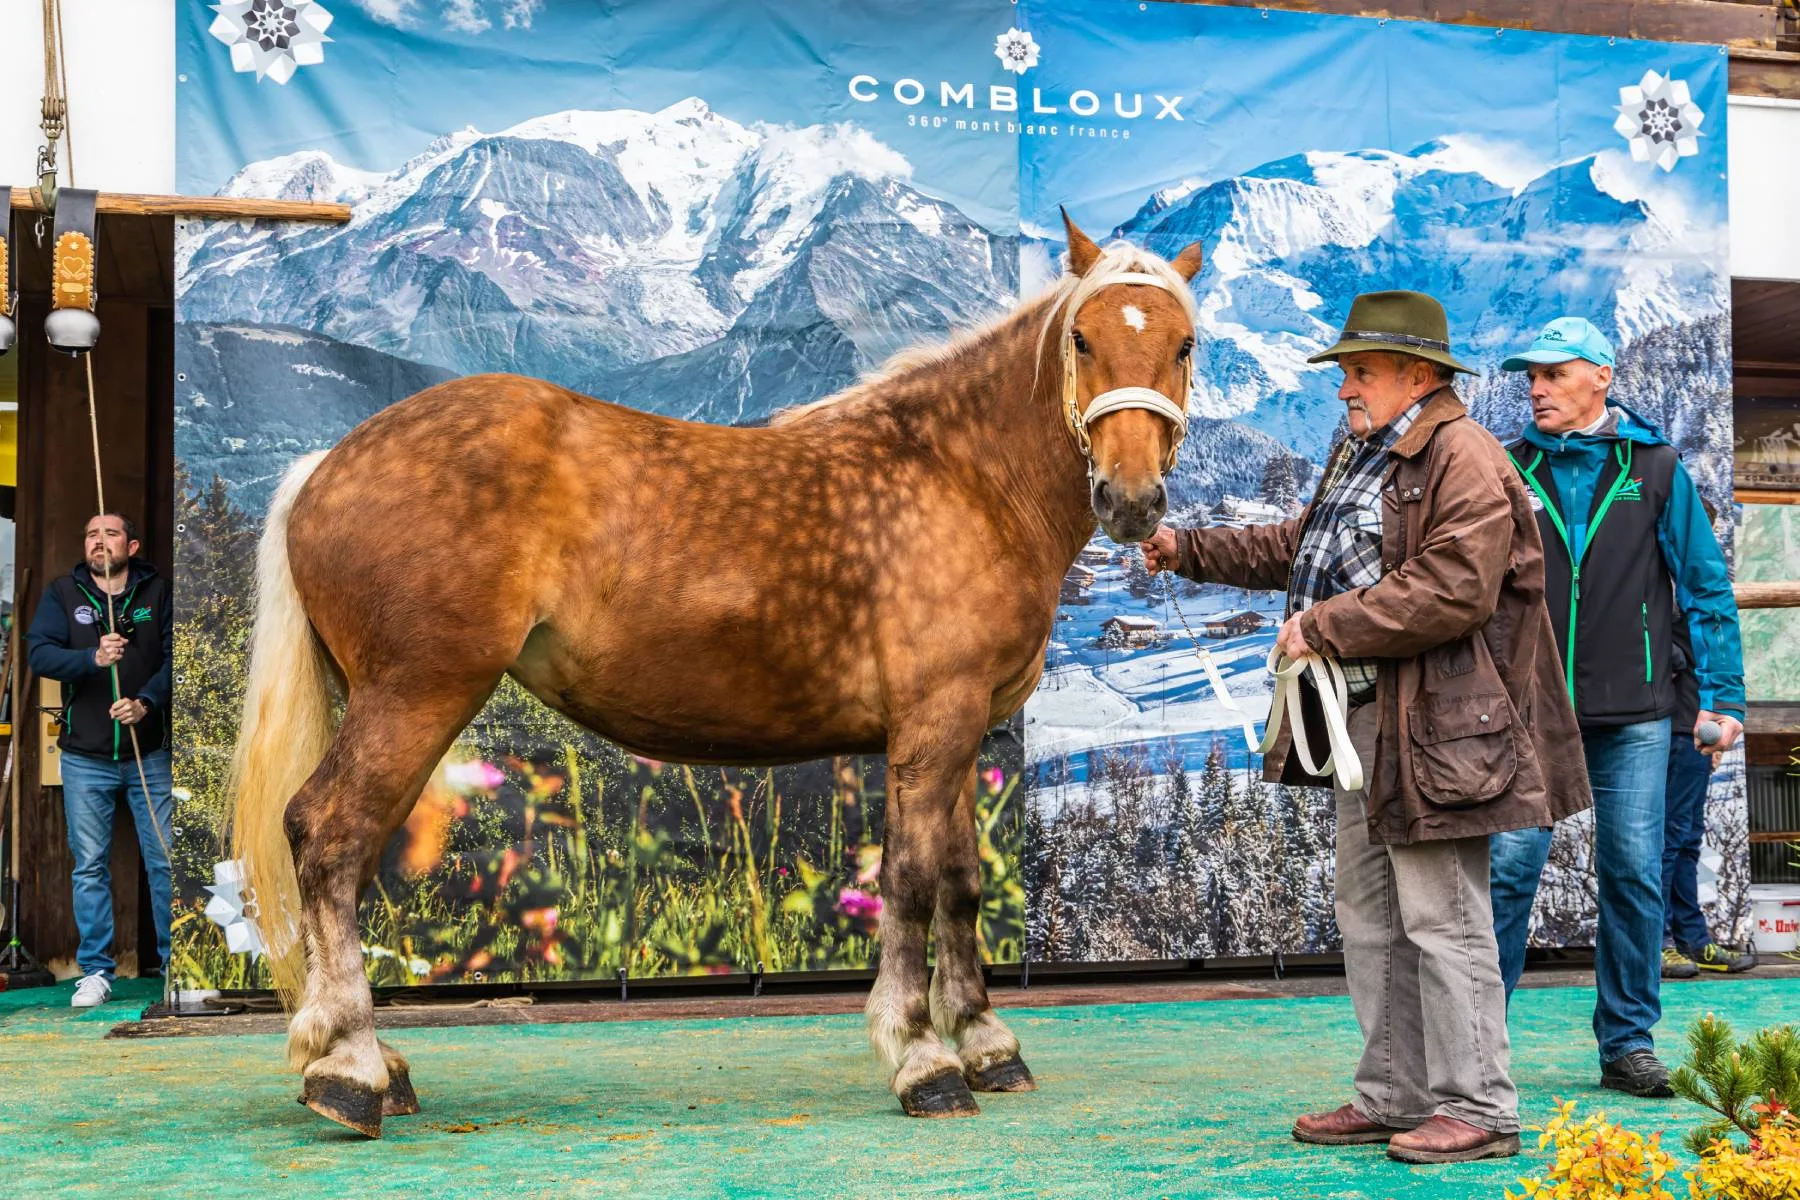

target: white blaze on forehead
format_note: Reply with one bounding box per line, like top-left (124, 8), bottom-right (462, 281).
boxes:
top-left (1121, 304), bottom-right (1147, 333)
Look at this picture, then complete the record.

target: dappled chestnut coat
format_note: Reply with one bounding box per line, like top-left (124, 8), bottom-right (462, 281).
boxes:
top-left (1175, 387), bottom-right (1594, 845)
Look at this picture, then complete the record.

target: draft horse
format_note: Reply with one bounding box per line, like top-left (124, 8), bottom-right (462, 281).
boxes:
top-left (231, 214), bottom-right (1204, 1136)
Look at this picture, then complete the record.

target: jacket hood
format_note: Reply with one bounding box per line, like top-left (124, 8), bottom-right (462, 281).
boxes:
top-left (1520, 401), bottom-right (1668, 454)
top-left (71, 557), bottom-right (159, 594)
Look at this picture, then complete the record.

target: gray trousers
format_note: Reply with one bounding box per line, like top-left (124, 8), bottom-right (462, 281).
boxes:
top-left (1334, 702), bottom-right (1519, 1133)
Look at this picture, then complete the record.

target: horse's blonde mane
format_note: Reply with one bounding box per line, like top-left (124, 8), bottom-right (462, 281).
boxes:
top-left (770, 239), bottom-right (1199, 427)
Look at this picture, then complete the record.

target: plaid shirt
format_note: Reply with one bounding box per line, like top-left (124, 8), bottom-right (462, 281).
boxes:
top-left (1287, 400), bottom-right (1426, 700)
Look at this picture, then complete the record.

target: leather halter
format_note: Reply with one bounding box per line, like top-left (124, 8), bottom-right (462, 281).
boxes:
top-left (1060, 271), bottom-right (1195, 475)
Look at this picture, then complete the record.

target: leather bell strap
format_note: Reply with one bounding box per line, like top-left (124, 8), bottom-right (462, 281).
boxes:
top-left (0, 185), bottom-right (12, 320)
top-left (1259, 649), bottom-right (1365, 793)
top-left (50, 187), bottom-right (99, 313)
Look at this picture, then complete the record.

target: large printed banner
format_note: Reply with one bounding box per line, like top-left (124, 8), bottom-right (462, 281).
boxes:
top-left (173, 0), bottom-right (1738, 986)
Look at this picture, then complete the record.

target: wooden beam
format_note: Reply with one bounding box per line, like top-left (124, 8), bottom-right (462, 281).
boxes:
top-left (1736, 581), bottom-right (1800, 607)
top-left (1737, 489), bottom-right (1800, 505)
top-left (1730, 48), bottom-right (1800, 99)
top-left (1747, 701), bottom-right (1800, 735)
top-left (1182, 0), bottom-right (1785, 49)
top-left (9, 188), bottom-right (349, 224)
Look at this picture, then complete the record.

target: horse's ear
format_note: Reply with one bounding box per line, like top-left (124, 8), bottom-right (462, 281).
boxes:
top-left (1170, 240), bottom-right (1204, 281)
top-left (1060, 207), bottom-right (1101, 277)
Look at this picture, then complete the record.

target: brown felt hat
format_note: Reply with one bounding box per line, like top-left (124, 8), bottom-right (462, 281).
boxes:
top-left (1306, 290), bottom-right (1474, 375)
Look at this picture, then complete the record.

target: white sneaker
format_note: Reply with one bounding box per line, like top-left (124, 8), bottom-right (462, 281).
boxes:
top-left (71, 974), bottom-right (112, 1008)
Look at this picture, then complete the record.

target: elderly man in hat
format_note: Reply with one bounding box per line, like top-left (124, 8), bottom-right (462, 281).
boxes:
top-left (1142, 292), bottom-right (1590, 1165)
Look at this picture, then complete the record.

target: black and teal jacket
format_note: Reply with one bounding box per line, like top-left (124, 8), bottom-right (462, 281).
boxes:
top-left (1507, 404), bottom-right (1744, 729)
top-left (26, 559), bottom-right (171, 760)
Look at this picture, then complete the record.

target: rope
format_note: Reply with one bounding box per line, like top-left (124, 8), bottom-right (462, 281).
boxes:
top-left (1161, 571), bottom-right (1364, 792)
top-left (83, 353), bottom-right (175, 1003)
top-left (39, 0), bottom-right (71, 183)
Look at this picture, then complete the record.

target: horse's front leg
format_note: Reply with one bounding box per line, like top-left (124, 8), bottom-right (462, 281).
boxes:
top-left (867, 710), bottom-right (986, 1117)
top-left (930, 766), bottom-right (1035, 1093)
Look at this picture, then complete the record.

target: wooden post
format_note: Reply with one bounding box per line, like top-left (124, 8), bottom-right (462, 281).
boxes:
top-left (1734, 581), bottom-right (1800, 610)
top-left (10, 189), bottom-right (350, 224)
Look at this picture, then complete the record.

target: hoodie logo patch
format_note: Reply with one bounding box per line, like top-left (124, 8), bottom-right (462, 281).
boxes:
top-left (132, 606), bottom-right (153, 623)
top-left (1617, 476), bottom-right (1644, 502)
top-left (73, 605), bottom-right (97, 626)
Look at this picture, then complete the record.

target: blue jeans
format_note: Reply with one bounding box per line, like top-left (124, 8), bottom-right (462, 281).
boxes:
top-left (1662, 733), bottom-right (1714, 951)
top-left (60, 748), bottom-right (174, 980)
top-left (1490, 718), bottom-right (1670, 1064)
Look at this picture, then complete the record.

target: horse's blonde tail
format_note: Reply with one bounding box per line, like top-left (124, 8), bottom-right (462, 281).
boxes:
top-left (228, 450), bottom-right (336, 1019)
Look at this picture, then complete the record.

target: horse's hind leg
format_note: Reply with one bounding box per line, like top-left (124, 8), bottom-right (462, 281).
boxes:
top-left (867, 708), bottom-right (987, 1118)
top-left (286, 686), bottom-right (490, 1137)
top-left (929, 767), bottom-right (1034, 1094)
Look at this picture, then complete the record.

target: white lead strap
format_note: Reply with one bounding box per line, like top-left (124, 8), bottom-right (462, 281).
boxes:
top-left (1259, 649), bottom-right (1364, 794)
top-left (1162, 573), bottom-right (1363, 792)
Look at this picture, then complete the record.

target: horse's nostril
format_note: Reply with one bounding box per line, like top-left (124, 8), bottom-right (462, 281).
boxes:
top-left (1150, 483), bottom-right (1167, 512)
top-left (1091, 478), bottom-right (1113, 512)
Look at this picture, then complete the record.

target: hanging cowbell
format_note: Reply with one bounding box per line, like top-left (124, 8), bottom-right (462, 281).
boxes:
top-left (44, 187), bottom-right (99, 355)
top-left (0, 187), bottom-right (15, 355)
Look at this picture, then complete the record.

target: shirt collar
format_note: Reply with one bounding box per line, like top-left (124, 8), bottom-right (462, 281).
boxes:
top-left (1353, 396), bottom-right (1428, 456)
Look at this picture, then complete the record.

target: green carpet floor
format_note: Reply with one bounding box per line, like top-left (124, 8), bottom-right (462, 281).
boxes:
top-left (3, 974), bottom-right (1796, 1199)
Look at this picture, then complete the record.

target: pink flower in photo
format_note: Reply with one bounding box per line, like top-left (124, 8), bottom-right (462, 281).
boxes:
top-left (444, 760), bottom-right (505, 793)
top-left (982, 767), bottom-right (1006, 793)
top-left (837, 889), bottom-right (883, 921)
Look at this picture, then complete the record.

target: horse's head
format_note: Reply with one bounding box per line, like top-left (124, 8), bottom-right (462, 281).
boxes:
top-left (1054, 211), bottom-right (1204, 544)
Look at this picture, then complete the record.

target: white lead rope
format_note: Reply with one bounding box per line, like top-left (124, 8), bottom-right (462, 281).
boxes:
top-left (1163, 574), bottom-right (1364, 793)
top-left (1260, 649), bottom-right (1363, 794)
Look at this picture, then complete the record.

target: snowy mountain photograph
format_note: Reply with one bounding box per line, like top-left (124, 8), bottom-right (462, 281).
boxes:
top-left (172, 0), bottom-right (1741, 977)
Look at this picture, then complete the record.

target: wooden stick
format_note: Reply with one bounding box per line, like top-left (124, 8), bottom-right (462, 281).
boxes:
top-left (1737, 488), bottom-right (1800, 507)
top-left (10, 188), bottom-right (350, 223)
top-left (1735, 581), bottom-right (1800, 609)
top-left (8, 567), bottom-right (29, 884)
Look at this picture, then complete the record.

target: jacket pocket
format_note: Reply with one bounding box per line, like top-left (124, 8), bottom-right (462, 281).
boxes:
top-left (1407, 691), bottom-right (1517, 808)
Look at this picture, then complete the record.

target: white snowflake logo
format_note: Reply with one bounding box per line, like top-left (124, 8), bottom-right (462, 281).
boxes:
top-left (994, 28), bottom-right (1040, 75)
top-left (1613, 69), bottom-right (1703, 173)
top-left (209, 0), bottom-right (334, 85)
top-left (202, 860), bottom-right (267, 958)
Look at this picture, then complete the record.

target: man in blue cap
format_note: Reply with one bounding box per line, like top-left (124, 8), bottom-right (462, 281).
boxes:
top-left (1488, 317), bottom-right (1745, 1098)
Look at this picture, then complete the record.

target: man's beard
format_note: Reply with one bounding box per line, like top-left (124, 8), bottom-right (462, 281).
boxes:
top-left (1345, 401), bottom-right (1372, 437)
top-left (86, 552), bottom-right (126, 578)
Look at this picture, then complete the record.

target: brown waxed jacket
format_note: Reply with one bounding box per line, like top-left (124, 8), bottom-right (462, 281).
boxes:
top-left (1175, 387), bottom-right (1592, 845)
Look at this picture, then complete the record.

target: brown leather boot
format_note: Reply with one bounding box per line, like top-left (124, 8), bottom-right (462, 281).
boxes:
top-left (1292, 1103), bottom-right (1403, 1145)
top-left (1386, 1115), bottom-right (1521, 1164)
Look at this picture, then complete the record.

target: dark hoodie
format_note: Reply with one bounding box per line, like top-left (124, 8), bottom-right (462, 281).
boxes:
top-left (26, 559), bottom-right (172, 760)
top-left (1507, 403), bottom-right (1743, 728)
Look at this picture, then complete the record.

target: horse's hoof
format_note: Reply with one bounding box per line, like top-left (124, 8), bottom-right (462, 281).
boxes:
top-left (967, 1055), bottom-right (1037, 1093)
top-left (299, 1075), bottom-right (384, 1138)
top-left (899, 1069), bottom-right (981, 1118)
top-left (382, 1066), bottom-right (421, 1117)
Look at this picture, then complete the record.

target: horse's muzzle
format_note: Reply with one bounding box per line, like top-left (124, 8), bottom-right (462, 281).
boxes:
top-left (1092, 476), bottom-right (1167, 544)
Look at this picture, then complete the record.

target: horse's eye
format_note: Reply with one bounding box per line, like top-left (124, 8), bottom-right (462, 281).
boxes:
top-left (1177, 337), bottom-right (1195, 361)
top-left (1072, 331), bottom-right (1089, 354)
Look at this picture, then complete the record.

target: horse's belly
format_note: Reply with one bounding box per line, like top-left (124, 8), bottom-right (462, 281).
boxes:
top-left (511, 624), bottom-right (886, 765)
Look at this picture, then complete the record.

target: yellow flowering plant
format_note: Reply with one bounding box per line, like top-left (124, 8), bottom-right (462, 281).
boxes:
top-left (1507, 1100), bottom-right (1681, 1200)
top-left (1685, 1110), bottom-right (1800, 1200)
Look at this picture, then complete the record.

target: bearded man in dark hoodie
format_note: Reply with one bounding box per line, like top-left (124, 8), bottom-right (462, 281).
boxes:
top-left (27, 513), bottom-right (173, 1008)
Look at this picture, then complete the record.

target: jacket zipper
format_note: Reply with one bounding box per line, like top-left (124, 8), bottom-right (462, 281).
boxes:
top-left (1507, 443), bottom-right (1633, 705)
top-left (1641, 602), bottom-right (1652, 684)
top-left (77, 579), bottom-right (139, 761)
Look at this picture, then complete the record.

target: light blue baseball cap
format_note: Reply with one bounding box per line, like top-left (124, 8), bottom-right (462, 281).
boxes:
top-left (1501, 316), bottom-right (1615, 371)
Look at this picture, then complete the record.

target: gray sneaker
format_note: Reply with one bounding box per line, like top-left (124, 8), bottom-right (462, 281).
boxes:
top-left (1683, 942), bottom-right (1757, 974)
top-left (70, 973), bottom-right (112, 1008)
